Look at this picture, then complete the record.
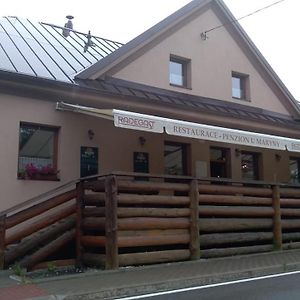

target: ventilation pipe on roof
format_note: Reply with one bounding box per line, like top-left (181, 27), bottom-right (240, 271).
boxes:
top-left (84, 30), bottom-right (95, 52)
top-left (62, 15), bottom-right (74, 37)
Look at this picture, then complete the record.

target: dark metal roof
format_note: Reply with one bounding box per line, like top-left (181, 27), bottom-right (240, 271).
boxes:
top-left (0, 16), bottom-right (123, 83)
top-left (76, 77), bottom-right (300, 128)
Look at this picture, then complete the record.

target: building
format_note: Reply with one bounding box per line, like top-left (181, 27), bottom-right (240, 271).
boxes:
top-left (1, 0), bottom-right (300, 269)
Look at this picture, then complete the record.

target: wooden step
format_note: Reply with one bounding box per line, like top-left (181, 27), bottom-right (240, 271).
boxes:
top-left (5, 216), bottom-right (75, 266)
top-left (18, 229), bottom-right (75, 270)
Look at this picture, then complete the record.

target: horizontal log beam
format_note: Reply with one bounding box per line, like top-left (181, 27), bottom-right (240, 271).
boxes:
top-left (119, 234), bottom-right (190, 248)
top-left (283, 242), bottom-right (300, 250)
top-left (83, 207), bottom-right (105, 218)
top-left (198, 195), bottom-right (272, 206)
top-left (282, 220), bottom-right (300, 230)
top-left (83, 193), bottom-right (105, 206)
top-left (199, 218), bottom-right (273, 232)
top-left (199, 206), bottom-right (273, 218)
top-left (280, 199), bottom-right (300, 208)
top-left (201, 244), bottom-right (273, 258)
top-left (281, 208), bottom-right (300, 217)
top-left (280, 189), bottom-right (300, 198)
top-left (198, 184), bottom-right (272, 197)
top-left (200, 232), bottom-right (273, 247)
top-left (117, 194), bottom-right (189, 206)
top-left (118, 249), bottom-right (190, 266)
top-left (83, 180), bottom-right (105, 192)
top-left (118, 218), bottom-right (190, 230)
top-left (6, 190), bottom-right (76, 229)
top-left (118, 229), bottom-right (189, 237)
top-left (283, 232), bottom-right (300, 242)
top-left (82, 234), bottom-right (190, 248)
top-left (118, 180), bottom-right (189, 192)
top-left (117, 208), bottom-right (190, 218)
top-left (82, 217), bottom-right (105, 230)
top-left (81, 236), bottom-right (106, 247)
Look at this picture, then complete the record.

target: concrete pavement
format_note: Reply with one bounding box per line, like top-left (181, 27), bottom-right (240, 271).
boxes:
top-left (2, 249), bottom-right (300, 299)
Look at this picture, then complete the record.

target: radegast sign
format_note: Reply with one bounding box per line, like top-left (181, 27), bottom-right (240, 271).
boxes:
top-left (113, 109), bottom-right (300, 152)
top-left (114, 111), bottom-right (164, 133)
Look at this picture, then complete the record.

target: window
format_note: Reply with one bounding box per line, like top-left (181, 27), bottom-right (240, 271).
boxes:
top-left (232, 72), bottom-right (249, 100)
top-left (169, 56), bottom-right (190, 88)
top-left (164, 142), bottom-right (188, 176)
top-left (241, 151), bottom-right (259, 180)
top-left (289, 158), bottom-right (300, 183)
top-left (18, 122), bottom-right (59, 180)
top-left (210, 147), bottom-right (230, 178)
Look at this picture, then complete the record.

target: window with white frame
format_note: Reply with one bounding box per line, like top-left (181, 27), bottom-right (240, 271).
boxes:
top-left (232, 72), bottom-right (249, 100)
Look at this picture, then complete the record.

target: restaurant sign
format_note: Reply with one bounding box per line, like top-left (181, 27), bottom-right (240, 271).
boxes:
top-left (113, 110), bottom-right (298, 151)
top-left (165, 122), bottom-right (287, 150)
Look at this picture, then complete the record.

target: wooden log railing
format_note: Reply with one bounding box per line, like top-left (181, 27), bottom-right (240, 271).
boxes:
top-left (76, 172), bottom-right (300, 268)
top-left (78, 172), bottom-right (300, 268)
top-left (3, 171), bottom-right (300, 270)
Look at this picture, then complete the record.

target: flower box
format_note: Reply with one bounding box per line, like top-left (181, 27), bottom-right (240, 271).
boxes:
top-left (18, 163), bottom-right (60, 181)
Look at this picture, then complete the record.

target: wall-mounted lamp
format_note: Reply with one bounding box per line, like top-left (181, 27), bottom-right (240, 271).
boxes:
top-left (139, 136), bottom-right (146, 146)
top-left (88, 129), bottom-right (95, 140)
top-left (235, 149), bottom-right (241, 157)
top-left (275, 154), bottom-right (281, 162)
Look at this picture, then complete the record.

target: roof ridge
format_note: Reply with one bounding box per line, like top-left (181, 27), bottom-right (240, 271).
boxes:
top-left (2, 16), bottom-right (124, 46)
top-left (41, 21), bottom-right (124, 46)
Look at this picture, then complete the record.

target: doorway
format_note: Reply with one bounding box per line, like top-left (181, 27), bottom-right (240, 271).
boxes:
top-left (164, 142), bottom-right (189, 176)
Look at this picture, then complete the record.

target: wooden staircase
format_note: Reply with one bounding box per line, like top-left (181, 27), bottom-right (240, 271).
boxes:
top-left (0, 183), bottom-right (78, 271)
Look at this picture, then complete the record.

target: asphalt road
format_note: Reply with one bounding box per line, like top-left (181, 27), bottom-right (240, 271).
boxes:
top-left (119, 272), bottom-right (300, 300)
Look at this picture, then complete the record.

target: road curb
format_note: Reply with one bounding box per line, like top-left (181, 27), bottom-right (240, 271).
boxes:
top-left (62, 264), bottom-right (294, 300)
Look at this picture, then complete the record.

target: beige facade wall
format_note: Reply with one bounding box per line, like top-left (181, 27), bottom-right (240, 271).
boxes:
top-left (0, 93), bottom-right (297, 212)
top-left (113, 9), bottom-right (289, 115)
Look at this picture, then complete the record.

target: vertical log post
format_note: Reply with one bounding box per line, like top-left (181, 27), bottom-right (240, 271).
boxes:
top-left (75, 182), bottom-right (84, 267)
top-left (189, 179), bottom-right (200, 260)
top-left (0, 214), bottom-right (6, 269)
top-left (272, 185), bottom-right (282, 251)
top-left (105, 175), bottom-right (119, 269)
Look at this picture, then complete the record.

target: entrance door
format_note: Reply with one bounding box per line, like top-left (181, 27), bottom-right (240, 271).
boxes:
top-left (241, 151), bottom-right (260, 181)
top-left (164, 142), bottom-right (189, 176)
top-left (210, 147), bottom-right (230, 178)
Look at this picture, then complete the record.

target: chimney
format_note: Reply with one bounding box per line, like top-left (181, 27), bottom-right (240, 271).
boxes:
top-left (62, 15), bottom-right (74, 38)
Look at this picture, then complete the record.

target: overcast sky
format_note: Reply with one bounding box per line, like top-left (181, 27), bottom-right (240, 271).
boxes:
top-left (1, 0), bottom-right (299, 100)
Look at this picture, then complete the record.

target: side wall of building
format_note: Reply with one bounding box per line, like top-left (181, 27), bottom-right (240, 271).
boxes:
top-left (0, 93), bottom-right (297, 211)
